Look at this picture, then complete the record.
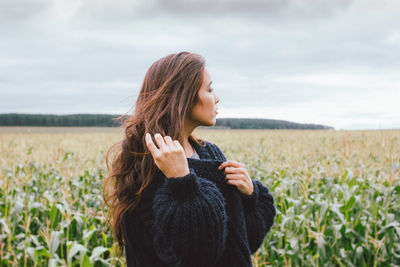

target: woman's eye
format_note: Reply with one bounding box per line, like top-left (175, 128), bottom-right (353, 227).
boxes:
top-left (209, 87), bottom-right (214, 92)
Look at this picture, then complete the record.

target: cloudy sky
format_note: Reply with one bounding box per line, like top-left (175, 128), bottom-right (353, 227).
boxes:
top-left (1, 0), bottom-right (399, 130)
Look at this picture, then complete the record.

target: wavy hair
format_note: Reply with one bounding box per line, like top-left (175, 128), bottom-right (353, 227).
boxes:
top-left (102, 51), bottom-right (207, 254)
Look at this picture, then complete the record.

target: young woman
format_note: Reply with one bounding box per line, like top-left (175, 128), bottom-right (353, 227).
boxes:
top-left (103, 51), bottom-right (276, 267)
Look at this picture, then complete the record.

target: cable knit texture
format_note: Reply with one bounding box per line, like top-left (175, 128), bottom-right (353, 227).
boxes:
top-left (122, 137), bottom-right (276, 267)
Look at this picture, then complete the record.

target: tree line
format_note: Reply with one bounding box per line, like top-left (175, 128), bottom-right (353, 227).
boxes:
top-left (0, 113), bottom-right (334, 130)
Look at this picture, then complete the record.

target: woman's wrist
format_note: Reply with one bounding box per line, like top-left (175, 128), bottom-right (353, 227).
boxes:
top-left (165, 168), bottom-right (190, 179)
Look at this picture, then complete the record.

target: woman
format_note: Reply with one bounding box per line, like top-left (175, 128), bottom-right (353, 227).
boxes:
top-left (103, 51), bottom-right (276, 267)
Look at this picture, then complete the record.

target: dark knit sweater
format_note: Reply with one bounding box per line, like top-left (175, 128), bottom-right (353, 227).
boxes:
top-left (122, 137), bottom-right (276, 267)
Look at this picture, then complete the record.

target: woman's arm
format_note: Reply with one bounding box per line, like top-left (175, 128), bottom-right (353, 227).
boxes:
top-left (152, 168), bottom-right (228, 266)
top-left (241, 180), bottom-right (276, 254)
top-left (208, 142), bottom-right (276, 254)
top-left (143, 134), bottom-right (229, 265)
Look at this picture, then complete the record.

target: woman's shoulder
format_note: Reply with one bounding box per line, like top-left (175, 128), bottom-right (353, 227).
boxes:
top-left (190, 136), bottom-right (225, 160)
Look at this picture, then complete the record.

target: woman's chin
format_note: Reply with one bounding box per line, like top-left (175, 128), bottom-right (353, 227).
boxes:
top-left (196, 115), bottom-right (217, 127)
top-left (200, 119), bottom-right (216, 127)
top-left (210, 117), bottom-right (217, 126)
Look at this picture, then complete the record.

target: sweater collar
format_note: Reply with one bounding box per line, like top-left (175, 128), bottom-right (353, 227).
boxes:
top-left (154, 136), bottom-right (216, 183)
top-left (188, 135), bottom-right (212, 160)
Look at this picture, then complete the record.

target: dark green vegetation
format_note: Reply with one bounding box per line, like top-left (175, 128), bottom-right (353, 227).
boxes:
top-left (0, 114), bottom-right (121, 127)
top-left (0, 113), bottom-right (333, 129)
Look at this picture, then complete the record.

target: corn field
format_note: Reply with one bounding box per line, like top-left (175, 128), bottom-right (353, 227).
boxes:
top-left (0, 127), bottom-right (399, 266)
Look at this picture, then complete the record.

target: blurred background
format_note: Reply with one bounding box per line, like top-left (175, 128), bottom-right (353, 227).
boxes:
top-left (1, 2), bottom-right (400, 266)
top-left (1, 0), bottom-right (399, 130)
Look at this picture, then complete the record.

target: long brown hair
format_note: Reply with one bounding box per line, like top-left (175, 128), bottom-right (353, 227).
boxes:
top-left (102, 51), bottom-right (206, 254)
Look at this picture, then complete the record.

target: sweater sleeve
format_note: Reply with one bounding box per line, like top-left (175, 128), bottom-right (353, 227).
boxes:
top-left (152, 167), bottom-right (228, 267)
top-left (241, 180), bottom-right (276, 254)
top-left (208, 142), bottom-right (276, 254)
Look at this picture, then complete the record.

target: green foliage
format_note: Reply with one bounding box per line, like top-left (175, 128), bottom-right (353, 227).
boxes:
top-left (215, 118), bottom-right (333, 130)
top-left (0, 113), bottom-right (333, 129)
top-left (0, 128), bottom-right (399, 266)
top-left (0, 113), bottom-right (122, 127)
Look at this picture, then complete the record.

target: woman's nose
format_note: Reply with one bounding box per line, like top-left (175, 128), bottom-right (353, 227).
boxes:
top-left (215, 94), bottom-right (220, 104)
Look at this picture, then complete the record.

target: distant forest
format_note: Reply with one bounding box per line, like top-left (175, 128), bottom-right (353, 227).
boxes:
top-left (0, 113), bottom-right (334, 130)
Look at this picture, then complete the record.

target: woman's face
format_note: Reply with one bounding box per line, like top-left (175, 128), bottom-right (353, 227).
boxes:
top-left (188, 68), bottom-right (219, 127)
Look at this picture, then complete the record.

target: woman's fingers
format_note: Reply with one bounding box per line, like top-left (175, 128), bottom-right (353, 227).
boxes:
top-left (226, 179), bottom-right (243, 187)
top-left (173, 140), bottom-right (183, 150)
top-left (223, 166), bottom-right (244, 174)
top-left (145, 133), bottom-right (158, 155)
top-left (144, 133), bottom-right (189, 178)
top-left (145, 133), bottom-right (180, 155)
top-left (154, 133), bottom-right (167, 151)
top-left (163, 135), bottom-right (174, 147)
top-left (225, 174), bottom-right (243, 180)
top-left (218, 160), bottom-right (245, 170)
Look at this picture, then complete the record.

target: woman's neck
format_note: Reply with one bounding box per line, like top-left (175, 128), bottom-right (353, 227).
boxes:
top-left (179, 136), bottom-right (194, 158)
top-left (180, 118), bottom-right (198, 158)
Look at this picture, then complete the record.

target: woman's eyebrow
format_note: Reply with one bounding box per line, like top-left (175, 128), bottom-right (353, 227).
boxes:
top-left (208, 81), bottom-right (213, 86)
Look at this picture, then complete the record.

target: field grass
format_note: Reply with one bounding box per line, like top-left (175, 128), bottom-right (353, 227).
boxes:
top-left (0, 127), bottom-right (399, 266)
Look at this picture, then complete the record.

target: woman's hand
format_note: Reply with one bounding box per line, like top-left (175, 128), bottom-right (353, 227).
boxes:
top-left (145, 133), bottom-right (190, 179)
top-left (218, 160), bottom-right (254, 196)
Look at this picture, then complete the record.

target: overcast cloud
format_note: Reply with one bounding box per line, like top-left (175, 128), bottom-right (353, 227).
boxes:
top-left (1, 0), bottom-right (399, 129)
